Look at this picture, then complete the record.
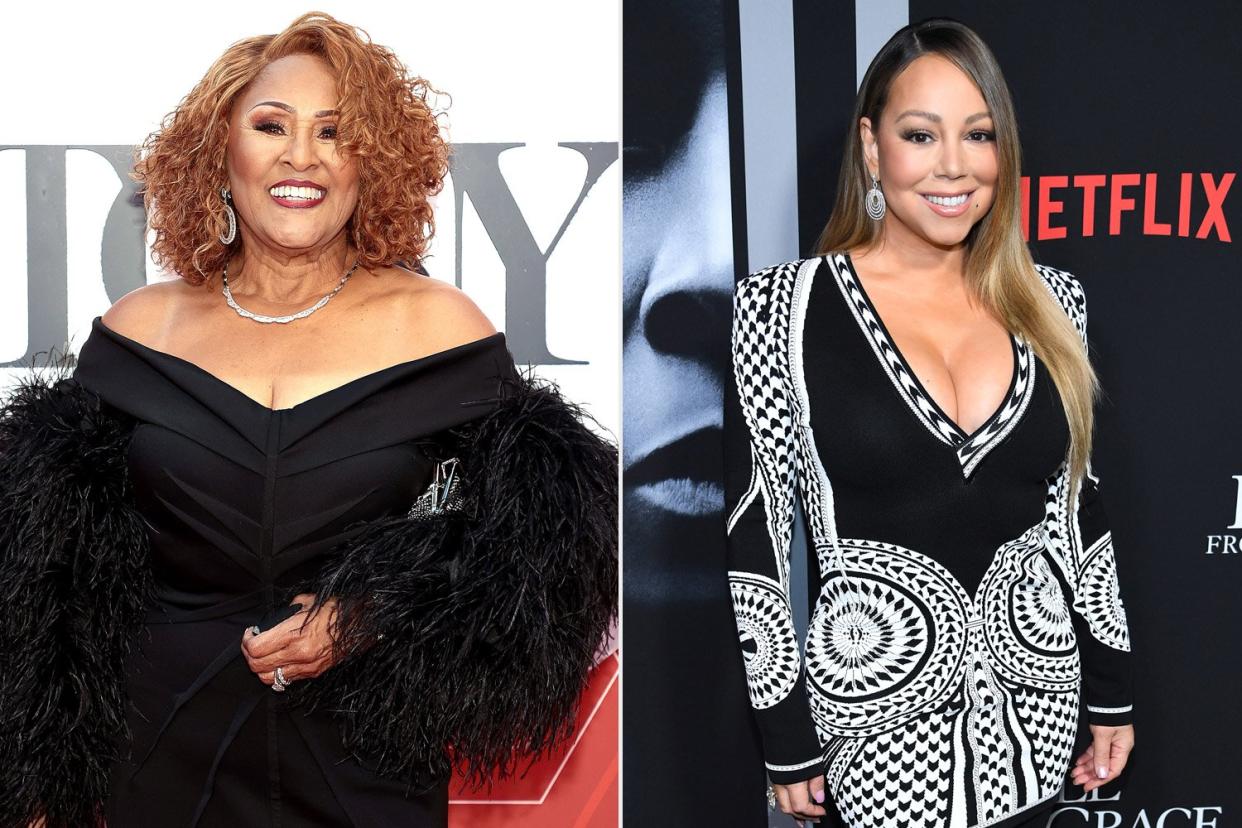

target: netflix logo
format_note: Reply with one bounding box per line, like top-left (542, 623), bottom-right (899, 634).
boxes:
top-left (1021, 172), bottom-right (1235, 243)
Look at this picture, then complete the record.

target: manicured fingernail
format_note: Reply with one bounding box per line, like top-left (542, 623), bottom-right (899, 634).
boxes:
top-left (1096, 766), bottom-right (1108, 779)
top-left (813, 789), bottom-right (824, 803)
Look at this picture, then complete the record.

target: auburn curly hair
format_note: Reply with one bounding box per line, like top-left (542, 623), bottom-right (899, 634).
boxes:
top-left (132, 11), bottom-right (449, 284)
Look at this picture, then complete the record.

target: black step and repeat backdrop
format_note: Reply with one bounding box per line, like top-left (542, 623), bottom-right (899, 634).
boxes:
top-left (624, 1), bottom-right (1240, 825)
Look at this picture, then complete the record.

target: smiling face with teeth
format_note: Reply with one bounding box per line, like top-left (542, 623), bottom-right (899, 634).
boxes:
top-left (225, 53), bottom-right (360, 260)
top-left (859, 53), bottom-right (998, 252)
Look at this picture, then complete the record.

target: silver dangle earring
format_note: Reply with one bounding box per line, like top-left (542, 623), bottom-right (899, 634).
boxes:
top-left (865, 171), bottom-right (886, 221)
top-left (219, 186), bottom-right (237, 245)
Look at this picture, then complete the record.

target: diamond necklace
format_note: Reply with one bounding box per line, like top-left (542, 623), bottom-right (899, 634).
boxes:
top-left (222, 257), bottom-right (361, 324)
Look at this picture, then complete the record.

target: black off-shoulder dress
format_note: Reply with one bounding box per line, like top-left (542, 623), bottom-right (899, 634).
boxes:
top-left (0, 317), bottom-right (617, 828)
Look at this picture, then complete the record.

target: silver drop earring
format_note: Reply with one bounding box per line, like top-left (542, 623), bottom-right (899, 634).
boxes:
top-left (219, 186), bottom-right (237, 245)
top-left (865, 171), bottom-right (886, 221)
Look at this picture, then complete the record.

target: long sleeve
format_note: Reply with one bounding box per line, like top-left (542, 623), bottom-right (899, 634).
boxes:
top-left (1037, 266), bottom-right (1134, 728)
top-left (723, 263), bottom-right (824, 784)
top-left (283, 366), bottom-right (618, 791)
top-left (0, 362), bottom-right (154, 828)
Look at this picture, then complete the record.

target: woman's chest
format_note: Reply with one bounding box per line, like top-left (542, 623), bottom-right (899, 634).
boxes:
top-left (796, 263), bottom-right (1070, 503)
top-left (126, 421), bottom-right (437, 591)
top-left (851, 274), bottom-right (1019, 440)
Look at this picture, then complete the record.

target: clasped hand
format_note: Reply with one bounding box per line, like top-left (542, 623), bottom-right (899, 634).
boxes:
top-left (240, 593), bottom-right (340, 687)
top-left (772, 775), bottom-right (827, 826)
top-left (1070, 723), bottom-right (1135, 793)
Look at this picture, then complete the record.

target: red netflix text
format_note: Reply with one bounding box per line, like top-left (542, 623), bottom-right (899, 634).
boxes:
top-left (1021, 172), bottom-right (1235, 243)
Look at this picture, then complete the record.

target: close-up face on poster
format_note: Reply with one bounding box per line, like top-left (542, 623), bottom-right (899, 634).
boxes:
top-left (1, 2), bottom-right (1237, 827)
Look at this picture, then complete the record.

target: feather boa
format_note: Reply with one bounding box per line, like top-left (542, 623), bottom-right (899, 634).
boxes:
top-left (285, 370), bottom-right (619, 792)
top-left (0, 358), bottom-right (152, 828)
top-left (0, 360), bottom-right (617, 819)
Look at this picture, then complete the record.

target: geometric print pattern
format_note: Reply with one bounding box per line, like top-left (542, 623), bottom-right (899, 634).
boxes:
top-left (824, 252), bottom-right (1038, 481)
top-left (1077, 532), bottom-right (1131, 651)
top-left (823, 630), bottom-right (1079, 828)
top-left (1006, 551), bottom-right (1077, 655)
top-left (731, 262), bottom-right (802, 590)
top-left (811, 575), bottom-right (931, 698)
top-left (823, 736), bottom-right (866, 797)
top-left (1042, 459), bottom-right (1133, 656)
top-left (966, 649), bottom-right (1017, 825)
top-left (729, 571), bottom-right (803, 708)
top-left (1034, 263), bottom-right (1089, 347)
top-left (804, 528), bottom-right (1080, 827)
top-left (806, 539), bottom-right (970, 739)
top-left (1011, 686), bottom-right (1081, 792)
top-left (1034, 264), bottom-right (1133, 657)
top-left (831, 713), bottom-right (955, 828)
top-left (726, 258), bottom-right (1130, 825)
top-left (979, 527), bottom-right (1080, 692)
top-left (727, 263), bottom-right (808, 720)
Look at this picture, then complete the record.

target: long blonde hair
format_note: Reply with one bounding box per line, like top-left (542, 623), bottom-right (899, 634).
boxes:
top-left (814, 18), bottom-right (1097, 498)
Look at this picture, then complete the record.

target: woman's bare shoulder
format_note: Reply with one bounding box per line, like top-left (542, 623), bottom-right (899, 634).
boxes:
top-left (99, 279), bottom-right (200, 346)
top-left (374, 270), bottom-right (497, 355)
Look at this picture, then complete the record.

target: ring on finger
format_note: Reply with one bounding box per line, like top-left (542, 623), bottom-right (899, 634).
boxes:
top-left (272, 665), bottom-right (290, 692)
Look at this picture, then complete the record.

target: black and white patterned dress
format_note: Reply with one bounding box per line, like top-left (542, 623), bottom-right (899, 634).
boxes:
top-left (723, 252), bottom-right (1133, 828)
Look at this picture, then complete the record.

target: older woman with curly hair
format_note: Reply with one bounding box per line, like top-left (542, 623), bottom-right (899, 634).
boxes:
top-left (0, 12), bottom-right (616, 828)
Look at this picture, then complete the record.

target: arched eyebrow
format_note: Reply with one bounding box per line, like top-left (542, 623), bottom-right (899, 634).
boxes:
top-left (895, 109), bottom-right (992, 124)
top-left (249, 101), bottom-right (339, 118)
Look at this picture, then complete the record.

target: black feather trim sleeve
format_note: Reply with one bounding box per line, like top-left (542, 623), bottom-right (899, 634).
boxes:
top-left (284, 370), bottom-right (619, 792)
top-left (0, 359), bottom-right (152, 828)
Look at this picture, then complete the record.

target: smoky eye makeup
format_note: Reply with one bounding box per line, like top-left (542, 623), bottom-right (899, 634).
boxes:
top-left (250, 118), bottom-right (339, 140)
top-left (900, 128), bottom-right (996, 143)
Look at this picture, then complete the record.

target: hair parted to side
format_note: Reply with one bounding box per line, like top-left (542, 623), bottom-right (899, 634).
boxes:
top-left (814, 17), bottom-right (1099, 499)
top-left (131, 11), bottom-right (449, 285)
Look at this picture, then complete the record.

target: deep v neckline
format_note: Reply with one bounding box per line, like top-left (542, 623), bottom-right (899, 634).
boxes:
top-left (843, 252), bottom-right (1018, 442)
top-left (831, 253), bottom-right (1037, 479)
top-left (92, 316), bottom-right (505, 415)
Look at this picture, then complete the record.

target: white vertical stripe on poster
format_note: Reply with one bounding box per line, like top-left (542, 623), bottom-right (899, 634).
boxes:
top-left (855, 0), bottom-right (909, 90)
top-left (739, 0), bottom-right (800, 273)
